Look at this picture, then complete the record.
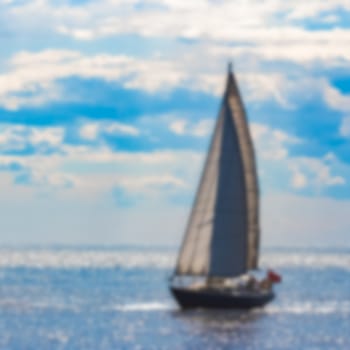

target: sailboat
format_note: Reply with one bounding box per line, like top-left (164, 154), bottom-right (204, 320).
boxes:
top-left (169, 64), bottom-right (280, 309)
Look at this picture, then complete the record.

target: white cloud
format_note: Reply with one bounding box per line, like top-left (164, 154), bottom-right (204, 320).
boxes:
top-left (251, 122), bottom-right (346, 192)
top-left (3, 47), bottom-right (346, 112)
top-left (104, 122), bottom-right (139, 136)
top-left (56, 18), bottom-right (350, 72)
top-left (169, 119), bottom-right (187, 135)
top-left (46, 1), bottom-right (350, 46)
top-left (251, 122), bottom-right (300, 161)
top-left (0, 50), bottom-right (190, 110)
top-left (169, 118), bottom-right (214, 137)
top-left (0, 118), bottom-right (345, 206)
top-left (30, 127), bottom-right (64, 145)
top-left (240, 72), bottom-right (293, 108)
top-left (211, 38), bottom-right (350, 66)
top-left (321, 15), bottom-right (339, 24)
top-left (79, 121), bottom-right (139, 141)
top-left (6, 1), bottom-right (350, 34)
top-left (0, 124), bottom-right (64, 151)
top-left (192, 119), bottom-right (214, 137)
top-left (0, 123), bottom-right (204, 198)
top-left (2, 0), bottom-right (350, 99)
top-left (32, 0), bottom-right (350, 70)
top-left (79, 123), bottom-right (99, 140)
top-left (323, 84), bottom-right (350, 113)
top-left (288, 155), bottom-right (346, 191)
top-left (291, 171), bottom-right (308, 189)
top-left (285, 1), bottom-right (350, 20)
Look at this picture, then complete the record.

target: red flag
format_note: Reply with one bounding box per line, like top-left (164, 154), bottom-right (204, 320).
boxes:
top-left (267, 269), bottom-right (282, 283)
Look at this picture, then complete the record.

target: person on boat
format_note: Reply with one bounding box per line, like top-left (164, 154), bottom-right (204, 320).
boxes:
top-left (245, 275), bottom-right (259, 291)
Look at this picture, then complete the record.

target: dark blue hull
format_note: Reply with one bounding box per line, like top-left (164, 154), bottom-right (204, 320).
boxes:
top-left (170, 286), bottom-right (274, 309)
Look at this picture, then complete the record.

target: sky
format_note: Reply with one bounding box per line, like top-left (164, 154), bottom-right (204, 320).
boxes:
top-left (0, 0), bottom-right (350, 247)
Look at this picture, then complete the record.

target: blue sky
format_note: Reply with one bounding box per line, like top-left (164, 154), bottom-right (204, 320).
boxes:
top-left (1, 0), bottom-right (350, 247)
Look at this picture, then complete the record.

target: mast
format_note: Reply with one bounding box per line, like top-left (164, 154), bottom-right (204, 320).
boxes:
top-left (174, 64), bottom-right (260, 279)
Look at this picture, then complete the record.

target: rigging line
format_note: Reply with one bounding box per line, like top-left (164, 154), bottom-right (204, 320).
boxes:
top-left (197, 218), bottom-right (214, 228)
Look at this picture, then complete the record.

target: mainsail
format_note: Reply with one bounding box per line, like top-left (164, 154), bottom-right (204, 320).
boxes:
top-left (175, 65), bottom-right (259, 278)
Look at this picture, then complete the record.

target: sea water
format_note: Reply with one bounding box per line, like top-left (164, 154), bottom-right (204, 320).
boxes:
top-left (0, 246), bottom-right (349, 349)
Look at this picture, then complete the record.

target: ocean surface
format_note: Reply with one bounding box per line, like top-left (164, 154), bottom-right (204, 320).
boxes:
top-left (0, 246), bottom-right (349, 350)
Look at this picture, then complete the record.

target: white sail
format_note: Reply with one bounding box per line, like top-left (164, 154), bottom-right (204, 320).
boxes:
top-left (175, 67), bottom-right (259, 278)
